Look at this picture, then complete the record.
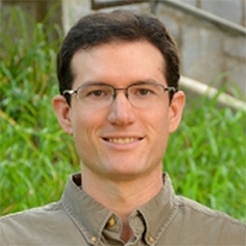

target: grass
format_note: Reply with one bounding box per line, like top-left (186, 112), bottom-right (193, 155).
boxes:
top-left (165, 96), bottom-right (246, 221)
top-left (0, 7), bottom-right (245, 222)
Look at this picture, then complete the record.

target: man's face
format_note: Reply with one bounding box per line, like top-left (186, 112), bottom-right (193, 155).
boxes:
top-left (53, 41), bottom-right (185, 181)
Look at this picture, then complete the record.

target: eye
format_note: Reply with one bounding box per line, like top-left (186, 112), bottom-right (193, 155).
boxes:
top-left (79, 85), bottom-right (112, 100)
top-left (136, 88), bottom-right (153, 96)
top-left (88, 90), bottom-right (106, 97)
top-left (131, 85), bottom-right (157, 97)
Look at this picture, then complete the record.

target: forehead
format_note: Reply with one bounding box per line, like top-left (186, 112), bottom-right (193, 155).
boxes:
top-left (71, 41), bottom-right (166, 87)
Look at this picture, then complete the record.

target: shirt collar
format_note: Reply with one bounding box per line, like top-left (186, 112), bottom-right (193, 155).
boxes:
top-left (61, 172), bottom-right (178, 245)
top-left (61, 173), bottom-right (112, 242)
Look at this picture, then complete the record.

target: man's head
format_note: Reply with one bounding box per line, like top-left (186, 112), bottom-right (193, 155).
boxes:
top-left (57, 10), bottom-right (180, 103)
top-left (53, 10), bottom-right (185, 181)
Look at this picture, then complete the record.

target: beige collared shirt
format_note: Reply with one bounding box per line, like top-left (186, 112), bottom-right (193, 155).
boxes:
top-left (1, 173), bottom-right (245, 245)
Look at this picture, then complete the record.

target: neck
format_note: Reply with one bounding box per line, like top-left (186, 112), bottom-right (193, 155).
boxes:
top-left (81, 166), bottom-right (163, 241)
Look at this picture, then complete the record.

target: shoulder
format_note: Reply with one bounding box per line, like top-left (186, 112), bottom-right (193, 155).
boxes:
top-left (178, 195), bottom-right (245, 225)
top-left (0, 202), bottom-right (64, 231)
top-left (0, 201), bottom-right (88, 246)
top-left (173, 195), bottom-right (246, 244)
top-left (0, 202), bottom-right (71, 245)
top-left (1, 201), bottom-right (63, 224)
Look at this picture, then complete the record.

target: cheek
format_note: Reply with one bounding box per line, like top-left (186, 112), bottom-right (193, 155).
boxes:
top-left (150, 106), bottom-right (170, 130)
top-left (69, 108), bottom-right (90, 146)
top-left (70, 106), bottom-right (96, 132)
top-left (156, 117), bottom-right (170, 146)
top-left (70, 108), bottom-right (104, 150)
top-left (154, 110), bottom-right (170, 145)
top-left (144, 108), bottom-right (170, 144)
top-left (72, 117), bottom-right (95, 163)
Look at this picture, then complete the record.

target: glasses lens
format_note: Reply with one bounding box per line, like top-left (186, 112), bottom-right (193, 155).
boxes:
top-left (128, 83), bottom-right (164, 108)
top-left (77, 85), bottom-right (113, 107)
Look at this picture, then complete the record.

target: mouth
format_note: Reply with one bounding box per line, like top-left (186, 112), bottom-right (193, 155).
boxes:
top-left (103, 137), bottom-right (143, 144)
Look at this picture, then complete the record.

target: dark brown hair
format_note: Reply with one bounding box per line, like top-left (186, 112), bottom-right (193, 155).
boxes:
top-left (57, 10), bottom-right (180, 102)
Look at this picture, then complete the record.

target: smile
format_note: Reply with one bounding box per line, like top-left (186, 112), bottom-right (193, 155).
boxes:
top-left (104, 137), bottom-right (142, 144)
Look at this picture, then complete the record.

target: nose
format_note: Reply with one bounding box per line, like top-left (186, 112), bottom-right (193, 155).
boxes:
top-left (107, 91), bottom-right (136, 126)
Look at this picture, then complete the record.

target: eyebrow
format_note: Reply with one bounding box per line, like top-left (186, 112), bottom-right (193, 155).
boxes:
top-left (80, 81), bottom-right (109, 87)
top-left (78, 79), bottom-right (161, 88)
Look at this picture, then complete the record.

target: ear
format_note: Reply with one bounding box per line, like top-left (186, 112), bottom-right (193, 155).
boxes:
top-left (168, 91), bottom-right (185, 133)
top-left (52, 95), bottom-right (73, 135)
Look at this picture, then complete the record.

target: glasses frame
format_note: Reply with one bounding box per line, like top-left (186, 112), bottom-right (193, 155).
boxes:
top-left (62, 82), bottom-right (178, 106)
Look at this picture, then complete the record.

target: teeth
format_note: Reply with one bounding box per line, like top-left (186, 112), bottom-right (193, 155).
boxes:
top-left (108, 138), bottom-right (138, 144)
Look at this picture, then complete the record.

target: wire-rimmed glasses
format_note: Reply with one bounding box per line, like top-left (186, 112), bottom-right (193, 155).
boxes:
top-left (63, 82), bottom-right (177, 109)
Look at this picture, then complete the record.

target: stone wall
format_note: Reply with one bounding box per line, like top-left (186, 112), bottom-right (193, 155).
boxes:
top-left (156, 2), bottom-right (246, 98)
top-left (62, 0), bottom-right (246, 98)
top-left (179, 0), bottom-right (245, 27)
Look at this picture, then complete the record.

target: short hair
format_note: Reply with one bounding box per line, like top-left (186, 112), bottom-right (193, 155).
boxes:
top-left (57, 10), bottom-right (180, 103)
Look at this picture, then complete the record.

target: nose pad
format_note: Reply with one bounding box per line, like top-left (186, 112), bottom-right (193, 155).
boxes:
top-left (125, 91), bottom-right (130, 100)
top-left (112, 88), bottom-right (129, 102)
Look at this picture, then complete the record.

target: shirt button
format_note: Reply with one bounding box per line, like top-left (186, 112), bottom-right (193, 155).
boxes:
top-left (107, 217), bottom-right (116, 227)
top-left (147, 235), bottom-right (155, 243)
top-left (91, 237), bottom-right (97, 244)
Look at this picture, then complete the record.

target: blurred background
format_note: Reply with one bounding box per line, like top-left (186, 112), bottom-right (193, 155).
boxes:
top-left (2, 0), bottom-right (246, 99)
top-left (0, 0), bottom-right (245, 222)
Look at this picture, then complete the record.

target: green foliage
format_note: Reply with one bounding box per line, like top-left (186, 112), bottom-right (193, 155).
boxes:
top-left (0, 7), bottom-right (245, 223)
top-left (0, 7), bottom-right (80, 214)
top-left (165, 97), bottom-right (246, 222)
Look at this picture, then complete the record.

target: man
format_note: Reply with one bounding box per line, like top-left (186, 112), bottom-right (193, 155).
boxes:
top-left (0, 10), bottom-right (245, 246)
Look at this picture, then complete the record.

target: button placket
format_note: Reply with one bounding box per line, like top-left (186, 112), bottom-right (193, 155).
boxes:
top-left (128, 211), bottom-right (147, 245)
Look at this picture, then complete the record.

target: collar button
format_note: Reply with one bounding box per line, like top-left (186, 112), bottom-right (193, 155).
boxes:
top-left (91, 236), bottom-right (97, 244)
top-left (147, 235), bottom-right (155, 244)
top-left (107, 217), bottom-right (116, 227)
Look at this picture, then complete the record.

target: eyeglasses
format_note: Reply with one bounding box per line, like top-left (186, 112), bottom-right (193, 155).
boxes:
top-left (63, 82), bottom-right (177, 109)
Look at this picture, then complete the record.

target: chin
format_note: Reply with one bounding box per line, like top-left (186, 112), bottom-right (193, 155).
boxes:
top-left (103, 164), bottom-right (150, 181)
